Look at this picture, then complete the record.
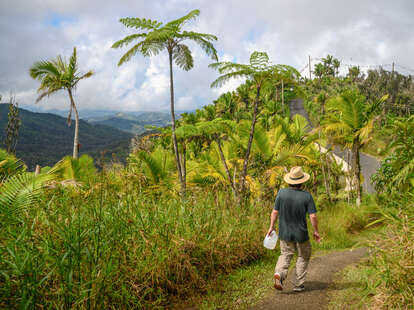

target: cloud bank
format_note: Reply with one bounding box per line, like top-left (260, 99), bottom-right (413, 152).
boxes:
top-left (0, 0), bottom-right (413, 114)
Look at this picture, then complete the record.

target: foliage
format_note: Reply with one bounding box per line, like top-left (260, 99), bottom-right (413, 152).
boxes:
top-left (112, 9), bottom-right (218, 193)
top-left (0, 176), bottom-right (267, 309)
top-left (3, 94), bottom-right (21, 154)
top-left (0, 149), bottom-right (26, 182)
top-left (209, 51), bottom-right (300, 195)
top-left (0, 172), bottom-right (54, 224)
top-left (0, 104), bottom-right (133, 169)
top-left (372, 115), bottom-right (414, 192)
top-left (333, 193), bottom-right (414, 309)
top-left (358, 67), bottom-right (414, 116)
top-left (48, 154), bottom-right (97, 183)
top-left (29, 47), bottom-right (94, 158)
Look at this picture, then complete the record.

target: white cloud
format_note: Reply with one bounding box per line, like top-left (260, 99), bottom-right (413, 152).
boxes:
top-left (1, 0), bottom-right (414, 113)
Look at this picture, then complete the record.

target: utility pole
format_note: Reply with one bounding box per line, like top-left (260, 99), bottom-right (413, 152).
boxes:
top-left (308, 55), bottom-right (312, 80)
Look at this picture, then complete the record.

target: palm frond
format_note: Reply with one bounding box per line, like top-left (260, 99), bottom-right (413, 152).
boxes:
top-left (0, 173), bottom-right (54, 222)
top-left (67, 47), bottom-right (78, 80)
top-left (29, 60), bottom-right (61, 80)
top-left (252, 125), bottom-right (271, 158)
top-left (392, 157), bottom-right (414, 188)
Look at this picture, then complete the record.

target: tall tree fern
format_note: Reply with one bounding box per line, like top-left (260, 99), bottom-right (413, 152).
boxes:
top-left (112, 9), bottom-right (218, 194)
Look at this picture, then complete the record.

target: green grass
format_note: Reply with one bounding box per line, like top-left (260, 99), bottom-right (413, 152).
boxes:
top-left (329, 193), bottom-right (414, 310)
top-left (188, 197), bottom-right (382, 309)
top-left (0, 171), bottom-right (270, 309)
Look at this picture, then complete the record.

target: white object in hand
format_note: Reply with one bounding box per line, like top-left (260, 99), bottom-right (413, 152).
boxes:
top-left (263, 230), bottom-right (278, 249)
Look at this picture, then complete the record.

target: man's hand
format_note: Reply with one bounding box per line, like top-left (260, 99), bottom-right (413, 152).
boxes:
top-left (313, 231), bottom-right (321, 243)
top-left (267, 227), bottom-right (274, 236)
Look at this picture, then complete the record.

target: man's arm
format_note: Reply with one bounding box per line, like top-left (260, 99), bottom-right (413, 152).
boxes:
top-left (267, 210), bottom-right (279, 236)
top-left (309, 213), bottom-right (321, 243)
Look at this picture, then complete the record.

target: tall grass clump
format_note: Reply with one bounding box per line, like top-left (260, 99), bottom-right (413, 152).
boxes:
top-left (0, 167), bottom-right (269, 309)
top-left (364, 193), bottom-right (414, 309)
top-left (311, 196), bottom-right (380, 250)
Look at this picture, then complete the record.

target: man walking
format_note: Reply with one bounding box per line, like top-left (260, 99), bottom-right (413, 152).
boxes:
top-left (267, 166), bottom-right (321, 292)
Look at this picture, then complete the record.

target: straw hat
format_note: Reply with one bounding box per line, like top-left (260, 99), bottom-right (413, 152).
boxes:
top-left (284, 166), bottom-right (310, 185)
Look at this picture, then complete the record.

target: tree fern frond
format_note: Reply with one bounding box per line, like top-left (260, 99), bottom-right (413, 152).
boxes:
top-left (210, 70), bottom-right (250, 88)
top-left (179, 31), bottom-right (218, 60)
top-left (111, 33), bottom-right (148, 49)
top-left (119, 17), bottom-right (162, 30)
top-left (141, 41), bottom-right (165, 57)
top-left (249, 51), bottom-right (270, 69)
top-left (209, 62), bottom-right (250, 74)
top-left (117, 42), bottom-right (145, 66)
top-left (166, 9), bottom-right (200, 28)
top-left (173, 44), bottom-right (193, 71)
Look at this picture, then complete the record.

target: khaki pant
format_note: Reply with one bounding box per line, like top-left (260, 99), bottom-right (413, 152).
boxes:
top-left (274, 240), bottom-right (311, 287)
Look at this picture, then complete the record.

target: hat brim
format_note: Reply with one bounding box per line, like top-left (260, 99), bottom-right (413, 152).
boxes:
top-left (284, 172), bottom-right (310, 185)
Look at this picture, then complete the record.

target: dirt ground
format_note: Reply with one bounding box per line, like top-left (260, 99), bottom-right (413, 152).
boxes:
top-left (250, 247), bottom-right (367, 310)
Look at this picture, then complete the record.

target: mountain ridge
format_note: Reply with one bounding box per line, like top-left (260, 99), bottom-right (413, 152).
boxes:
top-left (0, 104), bottom-right (133, 169)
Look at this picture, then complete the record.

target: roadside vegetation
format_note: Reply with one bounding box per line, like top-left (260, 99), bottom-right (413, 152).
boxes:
top-left (1, 11), bottom-right (413, 310)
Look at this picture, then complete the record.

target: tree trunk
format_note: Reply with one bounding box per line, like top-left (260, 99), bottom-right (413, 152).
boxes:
top-left (68, 89), bottom-right (79, 159)
top-left (352, 139), bottom-right (362, 206)
top-left (181, 141), bottom-right (187, 193)
top-left (318, 101), bottom-right (331, 202)
top-left (239, 85), bottom-right (261, 194)
top-left (168, 49), bottom-right (185, 194)
top-left (318, 141), bottom-right (331, 202)
top-left (216, 136), bottom-right (236, 197)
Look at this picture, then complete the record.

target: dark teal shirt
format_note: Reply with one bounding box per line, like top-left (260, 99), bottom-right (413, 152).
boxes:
top-left (274, 188), bottom-right (317, 243)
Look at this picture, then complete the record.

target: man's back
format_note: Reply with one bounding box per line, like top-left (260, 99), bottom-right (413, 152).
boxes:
top-left (274, 188), bottom-right (316, 243)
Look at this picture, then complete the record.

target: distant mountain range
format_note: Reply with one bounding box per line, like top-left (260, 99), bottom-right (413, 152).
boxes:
top-left (87, 112), bottom-right (173, 134)
top-left (0, 104), bottom-right (133, 170)
top-left (20, 106), bottom-right (187, 135)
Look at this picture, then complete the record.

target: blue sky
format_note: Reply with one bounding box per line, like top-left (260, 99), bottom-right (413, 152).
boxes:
top-left (0, 0), bottom-right (413, 113)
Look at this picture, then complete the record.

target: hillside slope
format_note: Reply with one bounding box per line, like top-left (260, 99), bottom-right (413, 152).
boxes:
top-left (0, 104), bottom-right (133, 169)
top-left (88, 112), bottom-right (172, 134)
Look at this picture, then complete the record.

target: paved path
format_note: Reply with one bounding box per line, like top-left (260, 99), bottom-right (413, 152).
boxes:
top-left (250, 248), bottom-right (367, 310)
top-left (289, 99), bottom-right (380, 193)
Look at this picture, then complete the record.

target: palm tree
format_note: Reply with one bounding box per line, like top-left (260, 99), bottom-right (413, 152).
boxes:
top-left (210, 51), bottom-right (296, 195)
top-left (29, 47), bottom-right (93, 159)
top-left (112, 9), bottom-right (218, 194)
top-left (313, 63), bottom-right (325, 79)
top-left (323, 89), bottom-right (388, 206)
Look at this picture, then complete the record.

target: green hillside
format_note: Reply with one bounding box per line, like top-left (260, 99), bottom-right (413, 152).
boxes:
top-left (0, 104), bottom-right (133, 169)
top-left (88, 112), bottom-right (172, 134)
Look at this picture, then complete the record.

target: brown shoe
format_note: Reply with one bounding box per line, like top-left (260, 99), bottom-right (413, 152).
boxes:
top-left (273, 273), bottom-right (283, 290)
